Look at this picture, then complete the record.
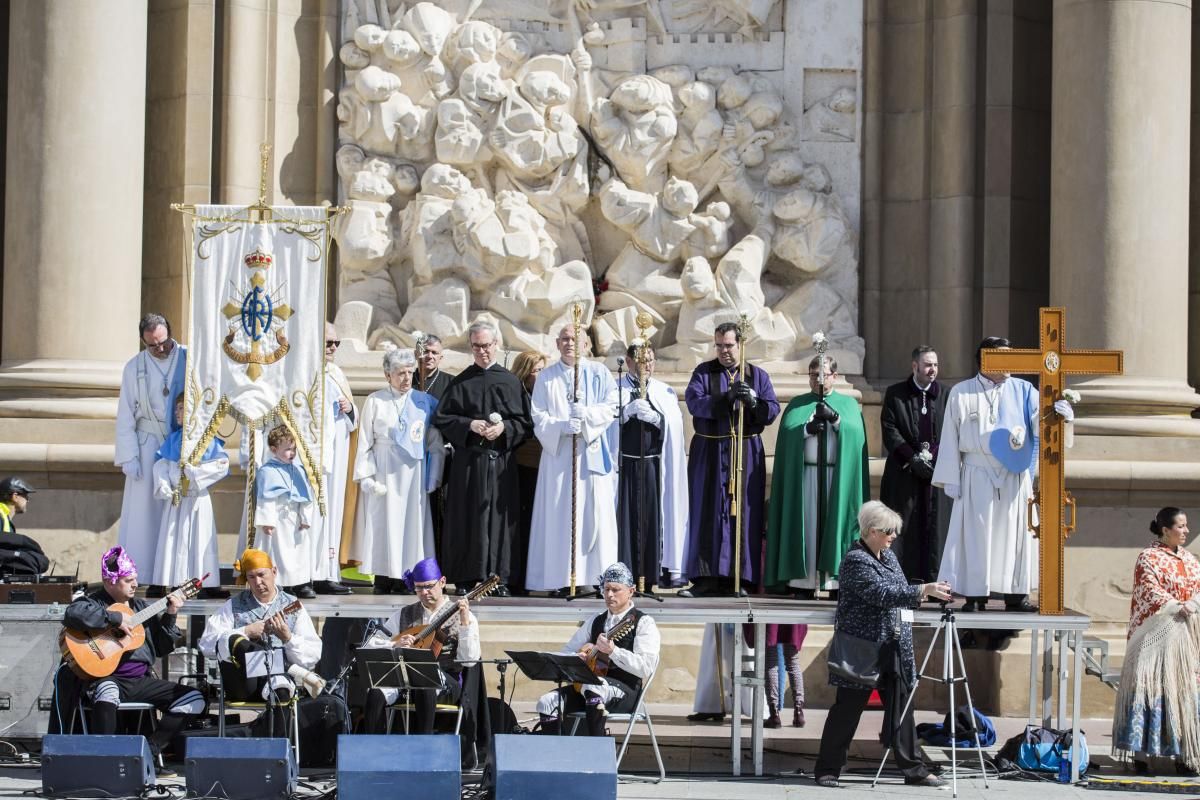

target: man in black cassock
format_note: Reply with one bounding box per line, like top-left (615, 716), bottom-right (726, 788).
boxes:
top-left (880, 345), bottom-right (948, 582)
top-left (433, 322), bottom-right (531, 597)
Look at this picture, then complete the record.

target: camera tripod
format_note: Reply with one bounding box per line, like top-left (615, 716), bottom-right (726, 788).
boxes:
top-left (872, 605), bottom-right (989, 798)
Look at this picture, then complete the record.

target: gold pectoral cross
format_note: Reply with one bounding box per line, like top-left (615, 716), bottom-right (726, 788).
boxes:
top-left (979, 306), bottom-right (1123, 614)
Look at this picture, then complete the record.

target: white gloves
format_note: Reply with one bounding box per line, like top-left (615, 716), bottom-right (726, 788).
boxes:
top-left (121, 459), bottom-right (142, 480)
top-left (944, 483), bottom-right (961, 501)
top-left (361, 477), bottom-right (387, 496)
top-left (569, 402), bottom-right (585, 420)
top-left (566, 417), bottom-right (583, 435)
top-left (1053, 399), bottom-right (1075, 422)
top-left (622, 399), bottom-right (659, 426)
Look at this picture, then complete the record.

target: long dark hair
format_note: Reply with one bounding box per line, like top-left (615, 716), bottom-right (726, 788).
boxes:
top-left (1150, 507), bottom-right (1184, 537)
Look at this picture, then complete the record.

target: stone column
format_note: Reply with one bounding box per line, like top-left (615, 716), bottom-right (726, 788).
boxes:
top-left (1050, 0), bottom-right (1200, 434)
top-left (0, 0), bottom-right (148, 414)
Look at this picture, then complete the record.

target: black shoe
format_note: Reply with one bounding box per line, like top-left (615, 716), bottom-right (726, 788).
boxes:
top-left (676, 588), bottom-right (696, 598)
top-left (290, 584), bottom-right (317, 599)
top-left (155, 764), bottom-right (178, 778)
top-left (550, 587), bottom-right (572, 598)
top-left (372, 578), bottom-right (391, 595)
top-left (314, 580), bottom-right (352, 595)
top-left (1004, 596), bottom-right (1038, 612)
top-left (456, 584), bottom-right (471, 596)
top-left (494, 585), bottom-right (512, 598)
top-left (814, 775), bottom-right (839, 788)
top-left (1176, 758), bottom-right (1198, 777)
top-left (392, 581), bottom-right (413, 595)
top-left (1133, 759), bottom-right (1150, 775)
top-left (686, 712), bottom-right (724, 722)
top-left (198, 587), bottom-right (230, 599)
top-left (904, 774), bottom-right (945, 787)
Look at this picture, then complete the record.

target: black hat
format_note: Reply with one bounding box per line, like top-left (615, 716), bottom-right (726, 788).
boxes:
top-left (0, 477), bottom-right (35, 499)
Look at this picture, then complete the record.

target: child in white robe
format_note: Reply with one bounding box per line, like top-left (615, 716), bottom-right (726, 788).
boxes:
top-left (254, 424), bottom-right (315, 596)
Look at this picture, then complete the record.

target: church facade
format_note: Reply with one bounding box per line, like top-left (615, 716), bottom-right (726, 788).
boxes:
top-left (0, 0), bottom-right (1195, 677)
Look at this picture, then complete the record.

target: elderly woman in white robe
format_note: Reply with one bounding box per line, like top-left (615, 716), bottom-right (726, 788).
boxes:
top-left (350, 349), bottom-right (445, 594)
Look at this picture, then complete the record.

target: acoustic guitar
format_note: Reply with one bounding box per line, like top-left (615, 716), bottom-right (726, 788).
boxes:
top-left (575, 612), bottom-right (639, 694)
top-left (391, 574), bottom-right (501, 657)
top-left (59, 575), bottom-right (207, 679)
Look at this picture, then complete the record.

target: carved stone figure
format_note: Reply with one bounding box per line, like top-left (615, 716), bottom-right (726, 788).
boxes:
top-left (334, 2), bottom-right (865, 371)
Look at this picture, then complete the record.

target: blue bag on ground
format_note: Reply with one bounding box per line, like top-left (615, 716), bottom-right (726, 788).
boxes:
top-left (1014, 725), bottom-right (1088, 775)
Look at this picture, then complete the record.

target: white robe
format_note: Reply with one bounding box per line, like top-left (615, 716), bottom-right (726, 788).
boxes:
top-left (615, 376), bottom-right (689, 577)
top-left (150, 456), bottom-right (228, 588)
top-left (526, 359), bottom-right (619, 591)
top-left (114, 347), bottom-right (186, 578)
top-left (254, 468), bottom-right (315, 587)
top-left (692, 623), bottom-right (760, 715)
top-left (933, 376), bottom-right (1038, 597)
top-left (311, 365), bottom-right (358, 582)
top-left (349, 388), bottom-right (444, 579)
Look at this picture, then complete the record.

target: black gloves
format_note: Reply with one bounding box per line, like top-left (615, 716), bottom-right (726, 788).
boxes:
top-left (814, 402), bottom-right (839, 424)
top-left (724, 381), bottom-right (757, 409)
top-left (907, 455), bottom-right (935, 481)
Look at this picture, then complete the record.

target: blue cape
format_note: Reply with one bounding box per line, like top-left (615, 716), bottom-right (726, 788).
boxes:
top-left (257, 457), bottom-right (313, 503)
top-left (154, 428), bottom-right (225, 463)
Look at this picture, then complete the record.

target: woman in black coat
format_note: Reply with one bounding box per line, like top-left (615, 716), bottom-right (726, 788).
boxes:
top-left (813, 500), bottom-right (952, 788)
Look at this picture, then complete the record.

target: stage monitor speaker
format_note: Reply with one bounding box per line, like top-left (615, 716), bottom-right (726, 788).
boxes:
top-left (184, 736), bottom-right (296, 800)
top-left (337, 734), bottom-right (461, 799)
top-left (41, 734), bottom-right (154, 798)
top-left (492, 734), bottom-right (616, 800)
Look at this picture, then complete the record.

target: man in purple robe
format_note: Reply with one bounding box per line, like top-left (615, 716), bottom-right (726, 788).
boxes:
top-left (679, 322), bottom-right (780, 596)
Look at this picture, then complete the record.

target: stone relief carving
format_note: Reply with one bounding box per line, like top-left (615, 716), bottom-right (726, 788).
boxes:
top-left (335, 0), bottom-right (862, 370)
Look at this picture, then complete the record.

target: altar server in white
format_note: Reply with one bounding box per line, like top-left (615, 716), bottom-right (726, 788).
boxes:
top-left (350, 348), bottom-right (444, 594)
top-left (254, 424), bottom-right (315, 594)
top-left (115, 314), bottom-right (187, 587)
top-left (526, 324), bottom-right (619, 594)
top-left (933, 336), bottom-right (1040, 612)
top-left (151, 394), bottom-right (228, 595)
top-left (310, 323), bottom-right (356, 595)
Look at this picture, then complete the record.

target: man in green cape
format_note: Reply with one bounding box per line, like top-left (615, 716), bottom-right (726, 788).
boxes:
top-left (765, 354), bottom-right (868, 596)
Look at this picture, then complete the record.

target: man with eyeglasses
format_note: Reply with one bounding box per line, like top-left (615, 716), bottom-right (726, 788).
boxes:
top-left (765, 353), bottom-right (868, 599)
top-left (115, 313), bottom-right (188, 595)
top-left (361, 556), bottom-right (480, 735)
top-left (309, 322), bottom-right (355, 595)
top-left (434, 322), bottom-right (532, 597)
top-left (679, 321), bottom-right (780, 597)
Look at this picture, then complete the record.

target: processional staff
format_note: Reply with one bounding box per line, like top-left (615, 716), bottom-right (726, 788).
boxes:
top-left (730, 313), bottom-right (750, 597)
top-left (569, 302), bottom-right (583, 598)
top-left (632, 311), bottom-right (654, 594)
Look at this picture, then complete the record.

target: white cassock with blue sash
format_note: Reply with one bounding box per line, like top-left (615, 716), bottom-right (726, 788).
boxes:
top-left (526, 359), bottom-right (620, 591)
top-left (933, 374), bottom-right (1039, 597)
top-left (349, 388), bottom-right (445, 578)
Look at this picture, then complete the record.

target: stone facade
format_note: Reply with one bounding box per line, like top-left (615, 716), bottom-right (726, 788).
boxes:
top-left (0, 0), bottom-right (1198, 715)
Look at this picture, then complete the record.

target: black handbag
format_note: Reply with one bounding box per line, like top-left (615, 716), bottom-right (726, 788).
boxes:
top-left (826, 630), bottom-right (882, 687)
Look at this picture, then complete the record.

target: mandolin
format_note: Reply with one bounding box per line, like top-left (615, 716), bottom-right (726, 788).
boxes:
top-left (59, 575), bottom-right (207, 679)
top-left (575, 611), bottom-right (640, 694)
top-left (391, 574), bottom-right (501, 657)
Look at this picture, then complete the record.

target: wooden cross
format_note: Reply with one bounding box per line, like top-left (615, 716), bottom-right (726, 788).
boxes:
top-left (980, 307), bottom-right (1123, 614)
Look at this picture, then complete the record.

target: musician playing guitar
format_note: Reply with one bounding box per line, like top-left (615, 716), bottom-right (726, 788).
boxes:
top-left (61, 547), bottom-right (207, 769)
top-left (197, 548), bottom-right (322, 736)
top-left (362, 557), bottom-right (480, 735)
top-left (535, 562), bottom-right (661, 736)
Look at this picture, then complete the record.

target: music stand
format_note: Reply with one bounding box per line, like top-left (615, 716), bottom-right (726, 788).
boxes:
top-left (357, 647), bottom-right (445, 734)
top-left (507, 651), bottom-right (600, 735)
